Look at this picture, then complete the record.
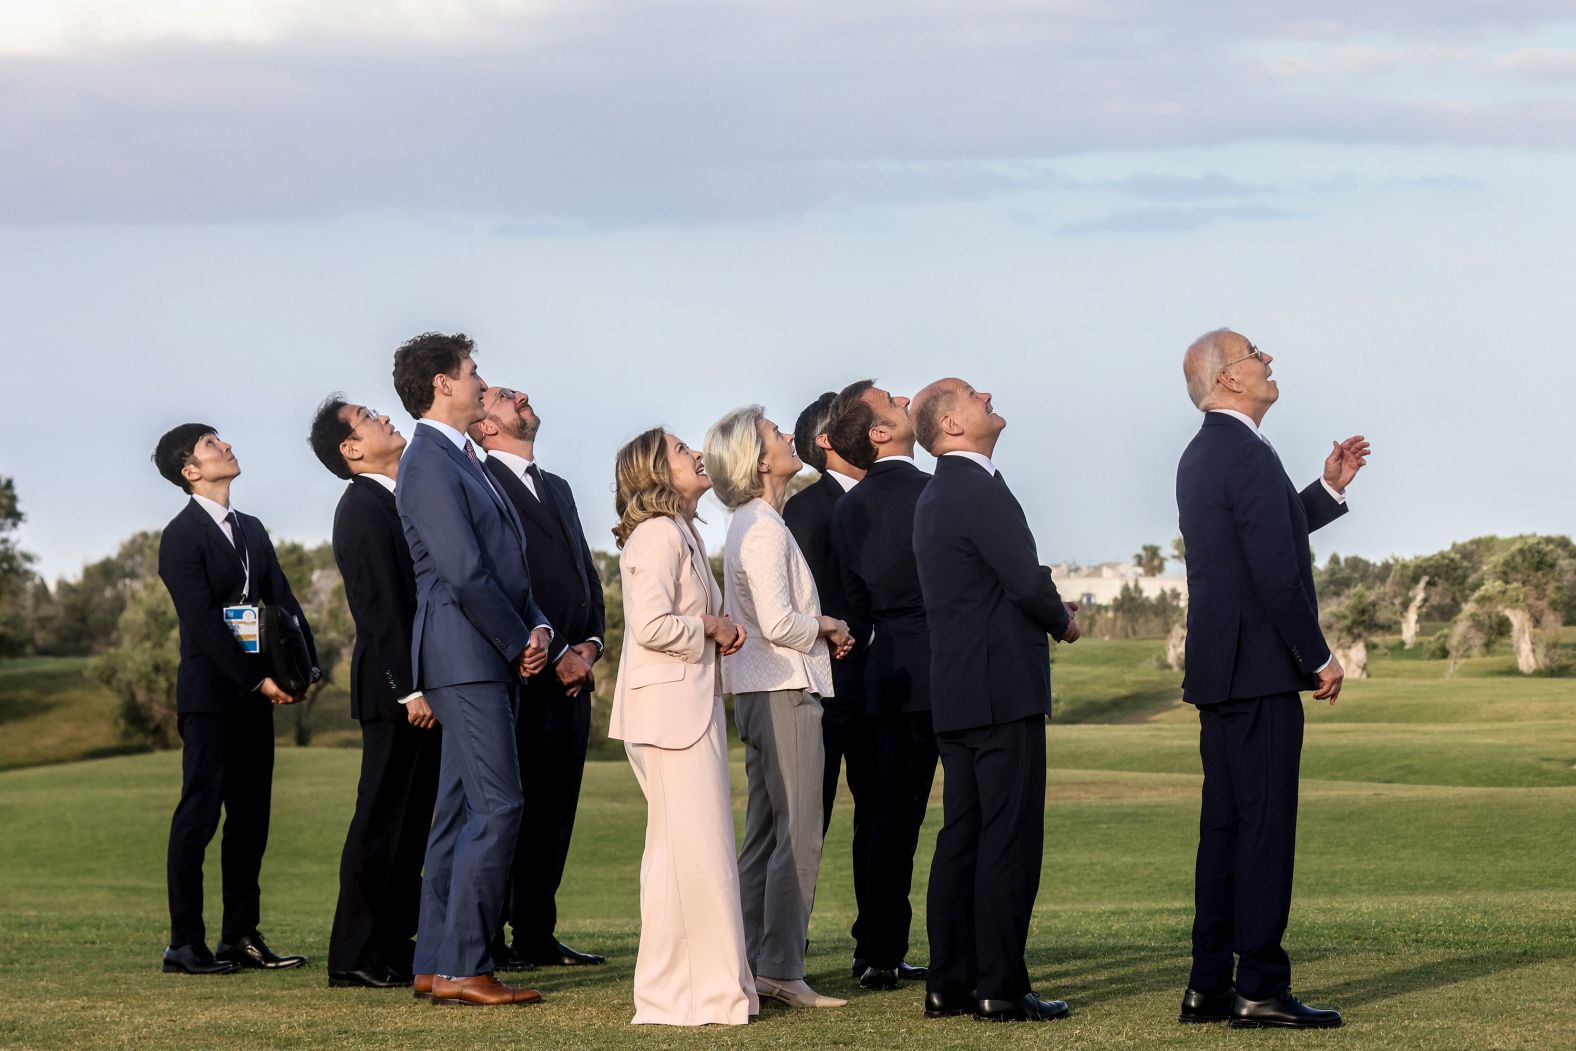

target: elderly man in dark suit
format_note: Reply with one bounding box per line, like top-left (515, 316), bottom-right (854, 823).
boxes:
top-left (470, 384), bottom-right (607, 970)
top-left (392, 332), bottom-right (553, 1007)
top-left (910, 378), bottom-right (1078, 1023)
top-left (1174, 328), bottom-right (1369, 1029)
top-left (782, 391), bottom-right (874, 976)
top-left (309, 397), bottom-right (442, 990)
top-left (826, 379), bottom-right (931, 990)
top-left (152, 423), bottom-right (317, 976)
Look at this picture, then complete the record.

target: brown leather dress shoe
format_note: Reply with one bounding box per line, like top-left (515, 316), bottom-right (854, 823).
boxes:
top-left (431, 973), bottom-right (543, 1007)
top-left (413, 973), bottom-right (435, 1001)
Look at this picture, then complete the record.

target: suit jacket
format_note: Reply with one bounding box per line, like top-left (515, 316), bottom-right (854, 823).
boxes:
top-left (782, 473), bottom-right (866, 705)
top-left (1176, 413), bottom-right (1348, 704)
top-left (609, 516), bottom-right (723, 750)
top-left (913, 455), bottom-right (1071, 734)
top-left (158, 499), bottom-right (318, 716)
top-left (395, 423), bottom-right (549, 691)
top-left (720, 498), bottom-right (834, 698)
top-left (484, 456), bottom-right (605, 660)
top-left (332, 477), bottom-right (417, 722)
top-left (830, 457), bottom-right (932, 716)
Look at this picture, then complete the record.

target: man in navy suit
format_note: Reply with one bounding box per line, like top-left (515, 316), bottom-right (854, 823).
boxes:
top-left (152, 423), bottom-right (317, 976)
top-left (471, 384), bottom-right (607, 970)
top-left (827, 379), bottom-right (931, 990)
top-left (910, 378), bottom-right (1078, 1023)
top-left (391, 332), bottom-right (553, 1008)
top-left (1174, 328), bottom-right (1369, 1029)
top-left (783, 391), bottom-right (874, 972)
top-left (309, 397), bottom-right (441, 989)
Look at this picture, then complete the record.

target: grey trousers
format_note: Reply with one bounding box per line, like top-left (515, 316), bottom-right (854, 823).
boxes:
top-left (734, 689), bottom-right (826, 979)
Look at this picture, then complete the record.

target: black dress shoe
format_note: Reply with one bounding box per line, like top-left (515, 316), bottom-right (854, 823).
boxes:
top-left (525, 940), bottom-right (605, 967)
top-left (857, 966), bottom-right (899, 990)
top-left (924, 989), bottom-right (975, 1018)
top-left (215, 934), bottom-right (307, 970)
top-left (896, 961), bottom-right (928, 981)
top-left (162, 944), bottom-right (240, 975)
top-left (1230, 990), bottom-right (1343, 1029)
top-left (851, 958), bottom-right (867, 979)
top-left (329, 966), bottom-right (410, 989)
top-left (1178, 985), bottom-right (1234, 1023)
top-left (494, 945), bottom-right (537, 973)
top-left (974, 993), bottom-right (1071, 1022)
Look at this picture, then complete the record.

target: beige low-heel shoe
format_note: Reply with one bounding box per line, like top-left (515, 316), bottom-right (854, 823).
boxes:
top-left (755, 975), bottom-right (847, 1008)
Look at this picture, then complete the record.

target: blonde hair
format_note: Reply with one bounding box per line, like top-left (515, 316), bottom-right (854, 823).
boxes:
top-left (612, 427), bottom-right (688, 549)
top-left (704, 405), bottom-right (767, 510)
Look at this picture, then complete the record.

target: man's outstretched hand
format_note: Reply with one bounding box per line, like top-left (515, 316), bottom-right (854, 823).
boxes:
top-left (1322, 435), bottom-right (1371, 494)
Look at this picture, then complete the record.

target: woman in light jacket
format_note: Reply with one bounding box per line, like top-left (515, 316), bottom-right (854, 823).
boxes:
top-left (703, 405), bottom-right (854, 1010)
top-left (608, 427), bottom-right (757, 1026)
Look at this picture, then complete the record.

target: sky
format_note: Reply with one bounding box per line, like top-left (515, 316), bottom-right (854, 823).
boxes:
top-left (3, 0), bottom-right (1575, 582)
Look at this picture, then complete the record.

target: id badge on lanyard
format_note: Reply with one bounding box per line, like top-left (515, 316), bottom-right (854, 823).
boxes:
top-left (219, 515), bottom-right (258, 653)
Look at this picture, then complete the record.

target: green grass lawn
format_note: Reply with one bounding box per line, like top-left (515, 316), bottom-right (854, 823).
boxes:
top-left (0, 640), bottom-right (1572, 1049)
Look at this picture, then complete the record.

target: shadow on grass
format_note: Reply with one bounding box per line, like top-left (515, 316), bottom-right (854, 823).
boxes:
top-left (1018, 940), bottom-right (1573, 1009)
top-left (1056, 687), bottom-right (1182, 725)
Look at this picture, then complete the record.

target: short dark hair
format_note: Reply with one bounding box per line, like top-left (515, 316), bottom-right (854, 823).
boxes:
top-left (826, 378), bottom-right (877, 470)
top-left (308, 394), bottom-right (353, 480)
top-left (792, 392), bottom-right (837, 472)
top-left (913, 385), bottom-right (960, 454)
top-left (392, 331), bottom-right (476, 419)
top-left (152, 423), bottom-right (218, 493)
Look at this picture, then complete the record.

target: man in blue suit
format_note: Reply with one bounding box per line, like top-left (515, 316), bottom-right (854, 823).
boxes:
top-left (1175, 328), bottom-right (1370, 1030)
top-left (391, 332), bottom-right (553, 1008)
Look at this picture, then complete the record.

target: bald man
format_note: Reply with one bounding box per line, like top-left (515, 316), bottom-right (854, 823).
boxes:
top-left (910, 377), bottom-right (1078, 1023)
top-left (1174, 329), bottom-right (1369, 1029)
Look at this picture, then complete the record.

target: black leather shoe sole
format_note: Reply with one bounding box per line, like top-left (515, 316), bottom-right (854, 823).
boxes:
top-left (328, 971), bottom-right (407, 989)
top-left (221, 956), bottom-right (307, 970)
top-left (162, 960), bottom-right (240, 975)
top-left (974, 999), bottom-right (1071, 1023)
top-left (858, 968), bottom-right (899, 990)
top-left (924, 996), bottom-right (973, 1019)
top-left (1179, 1010), bottom-right (1231, 1023)
top-left (897, 962), bottom-right (929, 981)
top-left (1230, 1015), bottom-right (1343, 1029)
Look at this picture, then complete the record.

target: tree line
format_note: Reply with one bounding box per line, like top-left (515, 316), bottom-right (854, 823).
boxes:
top-left (0, 474), bottom-right (1569, 752)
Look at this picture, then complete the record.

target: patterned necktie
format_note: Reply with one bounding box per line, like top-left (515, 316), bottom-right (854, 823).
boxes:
top-left (463, 438), bottom-right (482, 468)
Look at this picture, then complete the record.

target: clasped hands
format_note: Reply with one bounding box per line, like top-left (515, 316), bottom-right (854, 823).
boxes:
top-left (515, 626), bottom-right (553, 678)
top-left (818, 615), bottom-right (855, 660)
top-left (703, 614), bottom-right (747, 656)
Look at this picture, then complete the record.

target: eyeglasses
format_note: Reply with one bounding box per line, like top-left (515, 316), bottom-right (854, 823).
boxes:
top-left (1219, 342), bottom-right (1264, 373)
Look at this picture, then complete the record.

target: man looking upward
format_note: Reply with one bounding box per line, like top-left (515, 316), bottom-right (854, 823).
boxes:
top-left (391, 332), bottom-right (552, 1008)
top-left (1175, 328), bottom-right (1369, 1029)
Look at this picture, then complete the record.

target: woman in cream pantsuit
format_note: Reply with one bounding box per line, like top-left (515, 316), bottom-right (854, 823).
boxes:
top-left (704, 406), bottom-right (854, 1010)
top-left (608, 427), bottom-right (758, 1027)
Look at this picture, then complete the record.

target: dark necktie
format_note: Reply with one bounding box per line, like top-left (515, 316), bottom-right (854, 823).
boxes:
top-left (224, 511), bottom-right (243, 553)
top-left (463, 438), bottom-right (482, 469)
top-left (525, 463), bottom-right (551, 507)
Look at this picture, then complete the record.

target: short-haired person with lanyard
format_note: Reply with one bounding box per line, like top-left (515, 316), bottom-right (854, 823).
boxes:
top-left (608, 427), bottom-right (757, 1026)
top-left (704, 406), bottom-right (854, 1010)
top-left (152, 423), bottom-right (318, 976)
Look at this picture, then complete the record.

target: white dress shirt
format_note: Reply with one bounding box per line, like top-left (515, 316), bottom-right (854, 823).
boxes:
top-left (190, 493), bottom-right (237, 543)
top-left (824, 469), bottom-right (859, 493)
top-left (942, 450), bottom-right (997, 475)
top-left (485, 448), bottom-right (540, 499)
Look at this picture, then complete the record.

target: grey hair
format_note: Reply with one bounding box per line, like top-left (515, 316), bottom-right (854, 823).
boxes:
top-left (1183, 328), bottom-right (1234, 410)
top-left (703, 404), bottom-right (767, 509)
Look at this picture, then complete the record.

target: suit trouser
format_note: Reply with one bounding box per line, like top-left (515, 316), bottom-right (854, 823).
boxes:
top-left (734, 689), bottom-right (826, 979)
top-left (819, 697), bottom-right (877, 960)
top-left (167, 709), bottom-right (274, 948)
top-left (328, 718), bottom-right (443, 973)
top-left (925, 714), bottom-right (1045, 1001)
top-left (865, 708), bottom-right (939, 968)
top-left (413, 681), bottom-right (523, 978)
top-left (1189, 693), bottom-right (1304, 1000)
top-left (499, 679), bottom-right (592, 954)
top-left (625, 699), bottom-right (758, 1026)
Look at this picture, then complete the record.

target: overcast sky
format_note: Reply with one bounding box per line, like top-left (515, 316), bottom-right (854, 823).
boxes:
top-left (3, 1), bottom-right (1574, 581)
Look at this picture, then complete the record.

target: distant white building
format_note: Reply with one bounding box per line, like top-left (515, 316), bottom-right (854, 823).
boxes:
top-left (1048, 560), bottom-right (1188, 607)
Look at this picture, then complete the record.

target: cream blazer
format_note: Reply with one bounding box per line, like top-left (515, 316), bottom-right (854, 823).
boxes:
top-left (720, 498), bottom-right (835, 698)
top-left (609, 515), bottom-right (724, 750)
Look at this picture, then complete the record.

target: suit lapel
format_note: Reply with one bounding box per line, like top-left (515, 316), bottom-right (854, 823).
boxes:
top-left (426, 430), bottom-right (527, 544)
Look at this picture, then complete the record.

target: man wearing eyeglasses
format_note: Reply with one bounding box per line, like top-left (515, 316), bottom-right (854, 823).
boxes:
top-left (309, 397), bottom-right (442, 990)
top-left (1174, 329), bottom-right (1370, 1030)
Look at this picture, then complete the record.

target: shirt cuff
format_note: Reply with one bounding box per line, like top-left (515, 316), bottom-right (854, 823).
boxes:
top-left (1320, 478), bottom-right (1347, 505)
top-left (396, 692), bottom-right (423, 706)
top-left (1314, 653), bottom-right (1333, 674)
